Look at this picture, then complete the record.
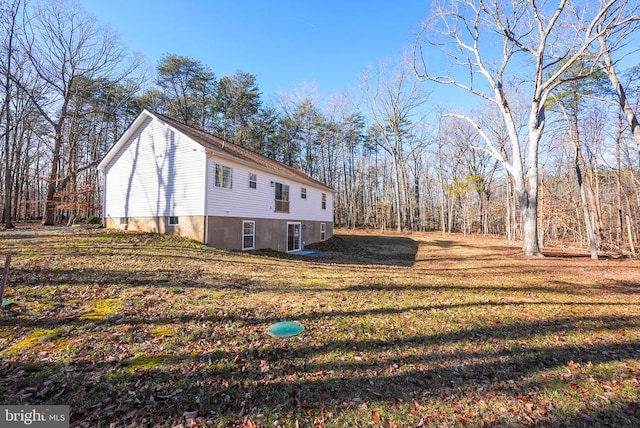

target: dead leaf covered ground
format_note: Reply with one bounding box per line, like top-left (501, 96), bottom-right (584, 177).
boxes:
top-left (0, 228), bottom-right (639, 427)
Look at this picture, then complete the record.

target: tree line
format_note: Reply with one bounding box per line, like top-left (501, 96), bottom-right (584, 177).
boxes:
top-left (1, 0), bottom-right (640, 258)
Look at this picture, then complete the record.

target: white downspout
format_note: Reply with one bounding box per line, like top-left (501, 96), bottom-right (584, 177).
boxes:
top-left (203, 152), bottom-right (209, 244)
top-left (100, 169), bottom-right (107, 227)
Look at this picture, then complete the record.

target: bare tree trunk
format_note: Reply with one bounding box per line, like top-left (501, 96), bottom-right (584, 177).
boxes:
top-left (519, 187), bottom-right (541, 257)
top-left (539, 172), bottom-right (545, 249)
top-left (391, 156), bottom-right (403, 231)
top-left (506, 176), bottom-right (513, 241)
top-left (42, 118), bottom-right (66, 225)
top-left (627, 215), bottom-right (636, 256)
top-left (518, 116), bottom-right (543, 257)
top-left (439, 173), bottom-right (447, 233)
top-left (413, 156), bottom-right (421, 230)
top-left (616, 117), bottom-right (624, 246)
top-left (575, 147), bottom-right (598, 259)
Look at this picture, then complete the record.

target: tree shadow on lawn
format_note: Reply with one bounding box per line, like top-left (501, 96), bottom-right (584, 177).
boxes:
top-left (421, 239), bottom-right (456, 248)
top-left (3, 296), bottom-right (638, 329)
top-left (6, 264), bottom-right (637, 331)
top-left (14, 260), bottom-right (638, 299)
top-left (0, 294), bottom-right (640, 426)
top-left (2, 311), bottom-right (639, 426)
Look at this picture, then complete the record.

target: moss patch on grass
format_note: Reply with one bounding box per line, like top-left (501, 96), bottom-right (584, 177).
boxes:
top-left (80, 298), bottom-right (122, 321)
top-left (120, 354), bottom-right (178, 373)
top-left (1, 328), bottom-right (64, 356)
top-left (151, 324), bottom-right (174, 337)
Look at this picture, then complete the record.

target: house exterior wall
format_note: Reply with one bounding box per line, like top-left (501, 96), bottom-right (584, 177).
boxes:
top-left (205, 155), bottom-right (334, 222)
top-left (203, 154), bottom-right (335, 250)
top-left (206, 216), bottom-right (333, 251)
top-left (105, 215), bottom-right (205, 242)
top-left (101, 116), bottom-right (206, 223)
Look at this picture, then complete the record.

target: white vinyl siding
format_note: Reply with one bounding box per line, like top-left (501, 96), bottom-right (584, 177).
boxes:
top-left (205, 157), bottom-right (333, 222)
top-left (103, 117), bottom-right (206, 219)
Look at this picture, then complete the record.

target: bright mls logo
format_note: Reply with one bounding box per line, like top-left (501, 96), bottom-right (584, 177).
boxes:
top-left (1, 406), bottom-right (69, 427)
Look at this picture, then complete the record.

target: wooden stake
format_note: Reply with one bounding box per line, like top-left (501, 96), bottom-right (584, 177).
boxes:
top-left (0, 254), bottom-right (11, 307)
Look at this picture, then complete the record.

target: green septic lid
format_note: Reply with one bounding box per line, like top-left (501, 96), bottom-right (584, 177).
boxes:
top-left (1, 299), bottom-right (12, 307)
top-left (267, 321), bottom-right (305, 338)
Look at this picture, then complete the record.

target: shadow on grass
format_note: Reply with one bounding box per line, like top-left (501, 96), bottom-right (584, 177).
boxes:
top-left (3, 298), bottom-right (639, 329)
top-left (422, 239), bottom-right (456, 248)
top-left (1, 313), bottom-right (639, 426)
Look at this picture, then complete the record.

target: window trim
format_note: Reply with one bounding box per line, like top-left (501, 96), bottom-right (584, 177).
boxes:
top-left (168, 216), bottom-right (179, 226)
top-left (320, 222), bottom-right (326, 241)
top-left (249, 173), bottom-right (257, 189)
top-left (242, 220), bottom-right (255, 250)
top-left (215, 163), bottom-right (233, 189)
top-left (321, 193), bottom-right (327, 210)
top-left (301, 187), bottom-right (307, 199)
top-left (120, 217), bottom-right (128, 226)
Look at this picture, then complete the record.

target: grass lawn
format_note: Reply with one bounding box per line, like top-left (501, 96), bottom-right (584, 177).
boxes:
top-left (1, 228), bottom-right (639, 427)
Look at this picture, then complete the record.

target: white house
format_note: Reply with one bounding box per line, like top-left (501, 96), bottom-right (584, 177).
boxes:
top-left (97, 109), bottom-right (335, 251)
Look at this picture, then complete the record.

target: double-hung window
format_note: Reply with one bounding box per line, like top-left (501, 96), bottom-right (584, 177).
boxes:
top-left (275, 182), bottom-right (290, 213)
top-left (321, 193), bottom-right (327, 210)
top-left (215, 164), bottom-right (233, 189)
top-left (243, 221), bottom-right (255, 250)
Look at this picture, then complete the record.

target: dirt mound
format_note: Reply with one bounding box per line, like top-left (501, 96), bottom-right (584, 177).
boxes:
top-left (305, 233), bottom-right (419, 266)
top-left (304, 235), bottom-right (351, 252)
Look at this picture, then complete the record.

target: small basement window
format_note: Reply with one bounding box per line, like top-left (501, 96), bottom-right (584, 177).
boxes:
top-left (168, 216), bottom-right (179, 226)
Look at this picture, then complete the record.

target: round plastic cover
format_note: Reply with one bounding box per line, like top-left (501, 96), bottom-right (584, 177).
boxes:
top-left (267, 321), bottom-right (305, 338)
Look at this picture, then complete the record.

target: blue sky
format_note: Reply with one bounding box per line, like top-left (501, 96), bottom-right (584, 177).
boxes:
top-left (78, 0), bottom-right (430, 101)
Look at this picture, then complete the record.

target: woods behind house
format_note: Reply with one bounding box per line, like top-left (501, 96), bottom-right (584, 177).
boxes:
top-left (1, 0), bottom-right (640, 255)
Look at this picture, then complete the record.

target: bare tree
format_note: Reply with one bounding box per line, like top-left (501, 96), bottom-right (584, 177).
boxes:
top-left (0, 0), bottom-right (22, 228)
top-left (361, 58), bottom-right (429, 231)
top-left (13, 0), bottom-right (138, 225)
top-left (415, 0), bottom-right (632, 256)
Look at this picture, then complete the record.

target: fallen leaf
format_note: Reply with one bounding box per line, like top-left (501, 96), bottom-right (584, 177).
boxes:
top-left (183, 411), bottom-right (198, 420)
